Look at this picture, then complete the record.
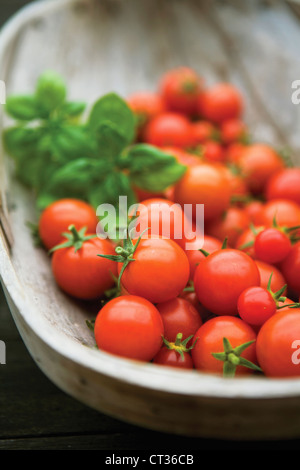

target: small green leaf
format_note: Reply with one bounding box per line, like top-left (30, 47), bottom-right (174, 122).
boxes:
top-left (88, 92), bottom-right (135, 145)
top-left (5, 95), bottom-right (41, 121)
top-left (94, 121), bottom-right (128, 162)
top-left (35, 70), bottom-right (67, 114)
top-left (60, 101), bottom-right (86, 117)
top-left (124, 144), bottom-right (187, 192)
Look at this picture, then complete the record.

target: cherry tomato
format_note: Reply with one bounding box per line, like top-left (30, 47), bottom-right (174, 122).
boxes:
top-left (161, 146), bottom-right (200, 167)
top-left (235, 225), bottom-right (264, 258)
top-left (194, 249), bottom-right (260, 316)
top-left (220, 118), bottom-right (248, 145)
top-left (51, 226), bottom-right (117, 300)
top-left (127, 91), bottom-right (165, 136)
top-left (39, 198), bottom-right (98, 250)
top-left (198, 83), bottom-right (243, 123)
top-left (256, 309), bottom-right (300, 377)
top-left (179, 290), bottom-right (212, 321)
top-left (266, 168), bottom-right (300, 206)
top-left (255, 260), bottom-right (287, 295)
top-left (237, 286), bottom-right (277, 326)
top-left (174, 163), bottom-right (232, 221)
top-left (243, 200), bottom-right (264, 225)
top-left (256, 199), bottom-right (300, 229)
top-left (223, 166), bottom-right (250, 202)
top-left (117, 237), bottom-right (190, 304)
top-left (192, 120), bottom-right (218, 145)
top-left (239, 144), bottom-right (285, 194)
top-left (156, 297), bottom-right (202, 344)
top-left (153, 347), bottom-right (194, 369)
top-left (280, 241), bottom-right (300, 296)
top-left (131, 197), bottom-right (189, 249)
top-left (94, 295), bottom-right (164, 362)
top-left (206, 206), bottom-right (250, 247)
top-left (201, 140), bottom-right (225, 163)
top-left (159, 66), bottom-right (203, 116)
top-left (254, 228), bottom-right (292, 264)
top-left (143, 112), bottom-right (193, 148)
top-left (225, 142), bottom-right (248, 165)
top-left (184, 234), bottom-right (223, 280)
top-left (191, 316), bottom-right (258, 375)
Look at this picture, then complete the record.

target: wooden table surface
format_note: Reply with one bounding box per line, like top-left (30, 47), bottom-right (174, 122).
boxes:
top-left (1, 0), bottom-right (300, 451)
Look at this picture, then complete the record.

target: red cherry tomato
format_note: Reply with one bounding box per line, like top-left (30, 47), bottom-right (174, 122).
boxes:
top-left (51, 227), bottom-right (117, 300)
top-left (237, 286), bottom-right (277, 326)
top-left (194, 249), bottom-right (260, 316)
top-left (201, 140), bottom-right (225, 163)
top-left (184, 234), bottom-right (223, 280)
top-left (266, 168), bottom-right (300, 206)
top-left (156, 297), bottom-right (202, 344)
top-left (255, 260), bottom-right (287, 295)
top-left (225, 142), bottom-right (248, 165)
top-left (280, 241), bottom-right (300, 296)
top-left (143, 112), bottom-right (193, 148)
top-left (256, 199), bottom-right (300, 229)
top-left (94, 295), bottom-right (164, 362)
top-left (127, 91), bottom-right (165, 136)
top-left (256, 309), bottom-right (300, 377)
top-left (254, 228), bottom-right (292, 264)
top-left (206, 206), bottom-right (250, 247)
top-left (174, 163), bottom-right (232, 222)
top-left (159, 66), bottom-right (203, 116)
top-left (198, 83), bottom-right (243, 123)
top-left (192, 120), bottom-right (218, 145)
top-left (39, 198), bottom-right (98, 250)
top-left (191, 316), bottom-right (258, 375)
top-left (118, 237), bottom-right (190, 304)
top-left (153, 347), bottom-right (194, 369)
top-left (220, 118), bottom-right (248, 144)
top-left (235, 225), bottom-right (264, 258)
top-left (239, 144), bottom-right (285, 194)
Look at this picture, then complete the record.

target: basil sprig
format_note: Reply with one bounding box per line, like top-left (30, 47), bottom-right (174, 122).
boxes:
top-left (3, 71), bottom-right (187, 214)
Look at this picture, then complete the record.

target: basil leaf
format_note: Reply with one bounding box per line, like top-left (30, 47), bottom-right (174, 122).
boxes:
top-left (88, 93), bottom-right (135, 145)
top-left (88, 171), bottom-right (136, 209)
top-left (35, 70), bottom-right (67, 114)
top-left (60, 101), bottom-right (86, 117)
top-left (36, 158), bottom-right (109, 209)
top-left (52, 125), bottom-right (95, 161)
top-left (5, 96), bottom-right (41, 121)
top-left (94, 121), bottom-right (128, 161)
top-left (124, 144), bottom-right (187, 192)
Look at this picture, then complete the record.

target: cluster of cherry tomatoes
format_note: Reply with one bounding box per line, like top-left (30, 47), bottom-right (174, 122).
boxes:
top-left (38, 67), bottom-right (300, 379)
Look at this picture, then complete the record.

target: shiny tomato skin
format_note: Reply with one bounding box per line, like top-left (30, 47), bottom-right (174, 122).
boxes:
top-left (206, 206), bottom-right (250, 247)
top-left (256, 199), bottom-right (300, 229)
top-left (132, 197), bottom-right (189, 249)
top-left (280, 242), bottom-right (300, 296)
top-left (156, 297), bottom-right (202, 344)
top-left (192, 316), bottom-right (257, 375)
top-left (143, 112), bottom-right (193, 148)
top-left (153, 348), bottom-right (194, 369)
top-left (39, 198), bottom-right (98, 250)
top-left (255, 260), bottom-right (287, 295)
top-left (237, 286), bottom-right (277, 326)
top-left (235, 225), bottom-right (264, 258)
top-left (220, 118), bottom-right (248, 145)
top-left (194, 249), bottom-right (260, 316)
top-left (256, 309), bottom-right (300, 377)
top-left (202, 140), bottom-right (225, 164)
top-left (198, 83), bottom-right (243, 123)
top-left (184, 234), bottom-right (223, 280)
top-left (162, 146), bottom-right (200, 167)
top-left (239, 144), bottom-right (285, 194)
top-left (51, 237), bottom-right (118, 300)
top-left (254, 228), bottom-right (292, 264)
top-left (127, 91), bottom-right (165, 129)
top-left (160, 67), bottom-right (203, 116)
top-left (94, 295), bottom-right (164, 362)
top-left (119, 237), bottom-right (190, 304)
top-left (266, 168), bottom-right (300, 206)
top-left (174, 163), bottom-right (232, 222)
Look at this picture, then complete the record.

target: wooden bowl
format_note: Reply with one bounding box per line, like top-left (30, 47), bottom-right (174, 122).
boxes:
top-left (1, 0), bottom-right (300, 440)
